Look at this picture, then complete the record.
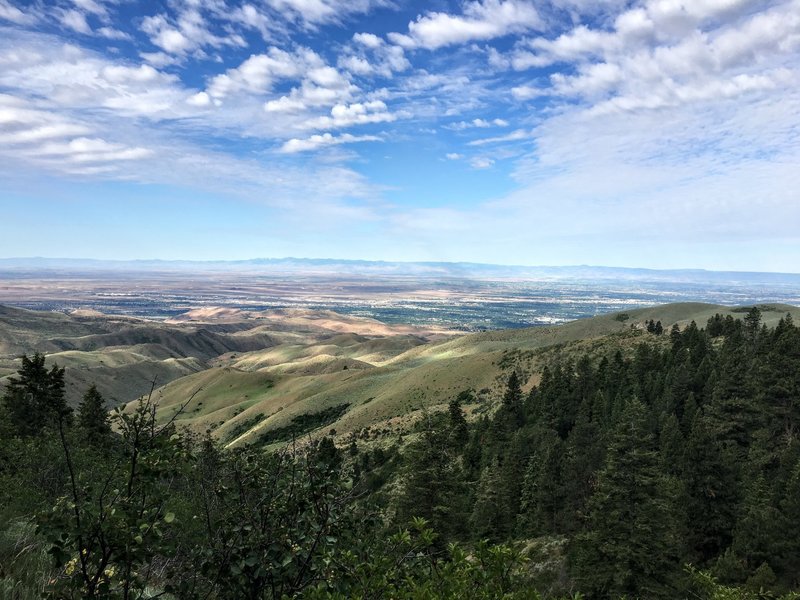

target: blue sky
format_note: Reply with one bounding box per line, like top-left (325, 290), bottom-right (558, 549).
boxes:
top-left (1, 0), bottom-right (799, 271)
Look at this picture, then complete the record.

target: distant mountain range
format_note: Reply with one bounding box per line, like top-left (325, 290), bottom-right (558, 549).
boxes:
top-left (2, 257), bottom-right (799, 284)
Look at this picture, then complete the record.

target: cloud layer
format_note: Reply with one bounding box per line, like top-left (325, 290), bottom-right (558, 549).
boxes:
top-left (0, 0), bottom-right (798, 269)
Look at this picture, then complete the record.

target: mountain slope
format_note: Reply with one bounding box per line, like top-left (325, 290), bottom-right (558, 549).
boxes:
top-left (151, 302), bottom-right (800, 447)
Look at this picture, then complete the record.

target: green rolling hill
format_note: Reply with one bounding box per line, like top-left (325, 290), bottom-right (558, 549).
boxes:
top-left (3, 301), bottom-right (798, 448)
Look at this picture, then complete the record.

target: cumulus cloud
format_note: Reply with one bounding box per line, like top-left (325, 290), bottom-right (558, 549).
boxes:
top-left (187, 91), bottom-right (213, 107)
top-left (510, 84), bottom-right (546, 100)
top-left (208, 47), bottom-right (324, 99)
top-left (302, 100), bottom-right (396, 130)
top-left (0, 38), bottom-right (190, 119)
top-left (59, 9), bottom-right (92, 34)
top-left (389, 0), bottom-right (543, 50)
top-left (279, 132), bottom-right (381, 153)
top-left (141, 7), bottom-right (245, 57)
top-left (338, 33), bottom-right (410, 78)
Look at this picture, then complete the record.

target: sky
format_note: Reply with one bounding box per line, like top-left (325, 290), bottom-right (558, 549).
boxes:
top-left (1, 0), bottom-right (799, 272)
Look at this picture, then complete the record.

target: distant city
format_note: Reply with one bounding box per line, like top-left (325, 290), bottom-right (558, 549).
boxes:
top-left (1, 258), bottom-right (798, 330)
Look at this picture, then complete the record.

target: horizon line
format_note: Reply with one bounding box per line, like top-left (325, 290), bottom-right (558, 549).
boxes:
top-left (1, 256), bottom-right (800, 277)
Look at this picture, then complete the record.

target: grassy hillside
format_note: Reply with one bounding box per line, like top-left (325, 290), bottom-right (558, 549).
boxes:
top-left (0, 305), bottom-right (448, 407)
top-left (151, 302), bottom-right (800, 448)
top-left (4, 301), bottom-right (798, 441)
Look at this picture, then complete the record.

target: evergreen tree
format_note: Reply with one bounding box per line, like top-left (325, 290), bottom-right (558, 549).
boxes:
top-left (732, 472), bottom-right (782, 576)
top-left (571, 400), bottom-right (684, 599)
top-left (518, 427), bottom-right (564, 535)
top-left (395, 413), bottom-right (467, 540)
top-left (447, 392), bottom-right (470, 450)
top-left (561, 399), bottom-right (604, 531)
top-left (2, 353), bottom-right (70, 436)
top-left (778, 459), bottom-right (800, 585)
top-left (658, 412), bottom-right (684, 476)
top-left (495, 371), bottom-right (524, 433)
top-left (744, 306), bottom-right (762, 344)
top-left (470, 463), bottom-right (505, 541)
top-left (78, 384), bottom-right (112, 445)
top-left (683, 413), bottom-right (738, 564)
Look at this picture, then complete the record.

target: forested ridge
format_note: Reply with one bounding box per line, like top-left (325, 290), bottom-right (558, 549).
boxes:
top-left (1, 307), bottom-right (799, 599)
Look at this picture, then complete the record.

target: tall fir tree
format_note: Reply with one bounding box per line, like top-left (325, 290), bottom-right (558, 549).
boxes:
top-left (683, 413), bottom-right (738, 564)
top-left (570, 399), bottom-right (684, 599)
top-left (78, 384), bottom-right (112, 445)
top-left (2, 353), bottom-right (70, 436)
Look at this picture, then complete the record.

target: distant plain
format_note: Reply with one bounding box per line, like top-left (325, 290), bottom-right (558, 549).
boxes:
top-left (2, 258), bottom-right (799, 330)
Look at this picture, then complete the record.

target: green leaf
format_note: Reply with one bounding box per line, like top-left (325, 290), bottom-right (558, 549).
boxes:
top-left (164, 512), bottom-right (175, 523)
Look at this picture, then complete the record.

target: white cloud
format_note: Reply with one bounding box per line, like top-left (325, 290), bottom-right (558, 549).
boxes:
top-left (338, 33), bottom-right (410, 78)
top-left (0, 122), bottom-right (91, 144)
top-left (60, 9), bottom-right (92, 34)
top-left (97, 26), bottom-right (131, 40)
top-left (208, 47), bottom-right (324, 99)
top-left (35, 137), bottom-right (153, 162)
top-left (0, 29), bottom-right (383, 216)
top-left (470, 156), bottom-right (495, 168)
top-left (279, 132), bottom-right (380, 153)
top-left (511, 84), bottom-right (545, 100)
top-left (447, 117), bottom-right (509, 129)
top-left (264, 0), bottom-right (386, 27)
top-left (0, 39), bottom-right (188, 118)
top-left (468, 128), bottom-right (530, 145)
top-left (262, 63), bottom-right (358, 114)
top-left (71, 0), bottom-right (108, 17)
top-left (187, 91), bottom-right (212, 107)
top-left (140, 52), bottom-right (179, 68)
top-left (302, 100), bottom-right (396, 129)
top-left (390, 0), bottom-right (543, 50)
top-left (0, 1), bottom-right (37, 25)
top-left (228, 4), bottom-right (281, 40)
top-left (141, 8), bottom-right (245, 57)
top-left (2, 0), bottom-right (799, 268)
top-left (353, 32), bottom-right (382, 48)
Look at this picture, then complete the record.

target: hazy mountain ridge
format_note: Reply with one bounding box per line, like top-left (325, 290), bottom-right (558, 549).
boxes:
top-left (2, 257), bottom-right (800, 283)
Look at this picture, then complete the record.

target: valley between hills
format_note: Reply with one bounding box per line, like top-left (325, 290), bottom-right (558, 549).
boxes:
top-left (3, 301), bottom-right (799, 449)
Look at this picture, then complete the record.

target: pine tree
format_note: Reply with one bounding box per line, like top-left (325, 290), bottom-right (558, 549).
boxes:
top-left (658, 412), bottom-right (683, 476)
top-left (447, 392), bottom-right (470, 449)
top-left (2, 353), bottom-right (70, 436)
top-left (561, 399), bottom-right (604, 532)
top-left (683, 413), bottom-right (738, 564)
top-left (518, 427), bottom-right (564, 535)
top-left (78, 384), bottom-right (111, 445)
top-left (570, 400), bottom-right (684, 599)
top-left (732, 472), bottom-right (782, 576)
top-left (778, 459), bottom-right (800, 585)
top-left (496, 371), bottom-right (524, 432)
top-left (470, 463), bottom-right (505, 541)
top-left (395, 413), bottom-right (467, 540)
top-left (744, 306), bottom-right (762, 345)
